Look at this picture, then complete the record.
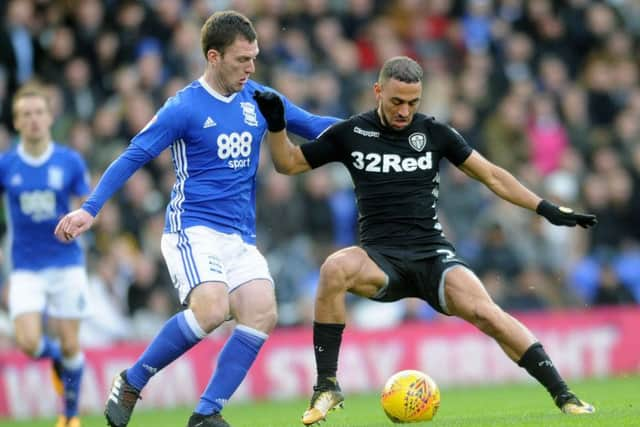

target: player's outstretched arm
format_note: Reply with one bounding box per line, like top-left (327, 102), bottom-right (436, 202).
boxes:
top-left (458, 151), bottom-right (597, 228)
top-left (54, 209), bottom-right (95, 242)
top-left (253, 90), bottom-right (311, 175)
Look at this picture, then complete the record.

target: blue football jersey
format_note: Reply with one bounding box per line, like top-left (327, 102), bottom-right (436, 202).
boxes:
top-left (0, 143), bottom-right (90, 270)
top-left (130, 78), bottom-right (337, 243)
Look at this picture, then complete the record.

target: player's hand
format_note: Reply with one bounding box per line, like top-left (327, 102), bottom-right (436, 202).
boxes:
top-left (54, 208), bottom-right (95, 243)
top-left (253, 90), bottom-right (286, 132)
top-left (536, 199), bottom-right (597, 228)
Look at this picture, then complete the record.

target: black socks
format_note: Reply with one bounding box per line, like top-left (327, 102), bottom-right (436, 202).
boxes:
top-left (313, 322), bottom-right (345, 387)
top-left (518, 342), bottom-right (568, 399)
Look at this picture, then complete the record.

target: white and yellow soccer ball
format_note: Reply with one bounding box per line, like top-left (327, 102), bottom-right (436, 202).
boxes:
top-left (380, 370), bottom-right (440, 423)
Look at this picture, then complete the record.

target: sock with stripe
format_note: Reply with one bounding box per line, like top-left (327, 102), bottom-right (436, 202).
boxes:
top-left (195, 325), bottom-right (267, 415)
top-left (61, 352), bottom-right (85, 418)
top-left (126, 309), bottom-right (207, 391)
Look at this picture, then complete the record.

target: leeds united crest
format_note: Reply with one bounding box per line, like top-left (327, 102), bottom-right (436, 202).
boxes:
top-left (408, 132), bottom-right (427, 152)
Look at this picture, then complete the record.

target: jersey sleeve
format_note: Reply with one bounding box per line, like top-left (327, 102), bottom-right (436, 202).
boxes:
top-left (439, 124), bottom-right (473, 166)
top-left (299, 122), bottom-right (345, 169)
top-left (281, 95), bottom-right (339, 140)
top-left (130, 95), bottom-right (186, 156)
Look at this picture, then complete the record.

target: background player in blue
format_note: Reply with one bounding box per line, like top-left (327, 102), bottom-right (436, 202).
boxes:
top-left (252, 56), bottom-right (598, 425)
top-left (54, 10), bottom-right (337, 427)
top-left (2, 84), bottom-right (91, 427)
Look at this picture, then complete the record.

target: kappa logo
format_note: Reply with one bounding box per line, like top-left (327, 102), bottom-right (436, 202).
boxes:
top-left (408, 132), bottom-right (427, 152)
top-left (203, 116), bottom-right (216, 128)
top-left (353, 126), bottom-right (380, 138)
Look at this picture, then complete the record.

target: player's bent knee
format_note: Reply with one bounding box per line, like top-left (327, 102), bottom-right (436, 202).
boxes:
top-left (257, 307), bottom-right (278, 333)
top-left (240, 302), bottom-right (278, 333)
top-left (60, 341), bottom-right (81, 358)
top-left (189, 284), bottom-right (230, 331)
top-left (319, 254), bottom-right (357, 292)
top-left (15, 335), bottom-right (40, 357)
top-left (191, 305), bottom-right (228, 333)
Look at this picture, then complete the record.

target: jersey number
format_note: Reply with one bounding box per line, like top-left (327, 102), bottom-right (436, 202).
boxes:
top-left (217, 132), bottom-right (252, 159)
top-left (19, 190), bottom-right (56, 222)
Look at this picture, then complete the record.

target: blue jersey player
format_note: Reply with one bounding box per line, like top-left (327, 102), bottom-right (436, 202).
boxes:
top-left (55, 10), bottom-right (338, 427)
top-left (3, 84), bottom-right (91, 427)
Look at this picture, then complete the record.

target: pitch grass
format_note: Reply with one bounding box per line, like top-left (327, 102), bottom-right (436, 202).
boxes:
top-left (4, 375), bottom-right (639, 427)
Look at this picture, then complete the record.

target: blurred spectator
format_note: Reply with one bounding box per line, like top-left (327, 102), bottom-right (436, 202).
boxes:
top-left (0, 68), bottom-right (11, 129)
top-left (483, 93), bottom-right (530, 171)
top-left (592, 263), bottom-right (636, 307)
top-left (473, 221), bottom-right (523, 281)
top-left (438, 164), bottom-right (487, 255)
top-left (503, 267), bottom-right (552, 312)
top-left (0, 0), bottom-right (39, 94)
top-left (63, 56), bottom-right (101, 121)
top-left (80, 253), bottom-right (132, 345)
top-left (257, 168), bottom-right (306, 252)
top-left (526, 93), bottom-right (569, 175)
top-left (301, 168), bottom-right (336, 253)
top-left (38, 26), bottom-right (75, 85)
top-left (127, 253), bottom-right (175, 317)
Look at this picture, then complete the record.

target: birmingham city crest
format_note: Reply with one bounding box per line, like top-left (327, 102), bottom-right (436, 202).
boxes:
top-left (408, 132), bottom-right (427, 152)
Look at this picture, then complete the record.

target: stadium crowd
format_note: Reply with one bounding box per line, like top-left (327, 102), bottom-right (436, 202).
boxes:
top-left (0, 0), bottom-right (639, 346)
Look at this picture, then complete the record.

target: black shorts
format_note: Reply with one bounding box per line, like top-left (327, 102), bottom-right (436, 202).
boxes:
top-left (364, 246), bottom-right (469, 315)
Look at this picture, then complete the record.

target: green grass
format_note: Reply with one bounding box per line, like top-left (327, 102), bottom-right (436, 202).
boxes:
top-left (4, 375), bottom-right (639, 427)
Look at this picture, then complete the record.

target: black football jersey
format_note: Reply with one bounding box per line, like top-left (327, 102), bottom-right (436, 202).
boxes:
top-left (301, 110), bottom-right (472, 255)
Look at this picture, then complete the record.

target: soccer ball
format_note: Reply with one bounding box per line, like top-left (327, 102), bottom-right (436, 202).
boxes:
top-left (380, 370), bottom-right (440, 423)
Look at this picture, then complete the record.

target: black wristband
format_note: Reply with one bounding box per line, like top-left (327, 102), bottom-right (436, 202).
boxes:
top-left (536, 199), bottom-right (554, 215)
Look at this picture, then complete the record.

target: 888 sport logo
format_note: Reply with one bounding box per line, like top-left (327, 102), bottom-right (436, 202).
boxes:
top-left (217, 132), bottom-right (253, 170)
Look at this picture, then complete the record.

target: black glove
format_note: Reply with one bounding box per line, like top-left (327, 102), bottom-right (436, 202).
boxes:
top-left (536, 199), bottom-right (597, 228)
top-left (253, 90), bottom-right (286, 132)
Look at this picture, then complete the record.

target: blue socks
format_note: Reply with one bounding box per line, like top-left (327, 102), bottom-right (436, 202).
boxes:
top-left (126, 310), bottom-right (207, 391)
top-left (195, 325), bottom-right (267, 415)
top-left (34, 336), bottom-right (62, 361)
top-left (122, 311), bottom-right (266, 416)
top-left (61, 353), bottom-right (84, 418)
top-left (36, 337), bottom-right (84, 418)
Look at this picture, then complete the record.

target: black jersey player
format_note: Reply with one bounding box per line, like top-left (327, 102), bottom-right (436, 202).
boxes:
top-left (253, 56), bottom-right (597, 425)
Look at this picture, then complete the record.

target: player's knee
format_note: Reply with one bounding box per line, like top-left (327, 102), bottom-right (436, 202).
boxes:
top-left (190, 301), bottom-right (228, 333)
top-left (196, 309), bottom-right (227, 333)
top-left (190, 285), bottom-right (230, 332)
top-left (15, 334), bottom-right (40, 357)
top-left (60, 340), bottom-right (80, 359)
top-left (254, 305), bottom-right (278, 333)
top-left (319, 255), bottom-right (352, 293)
top-left (238, 299), bottom-right (278, 333)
